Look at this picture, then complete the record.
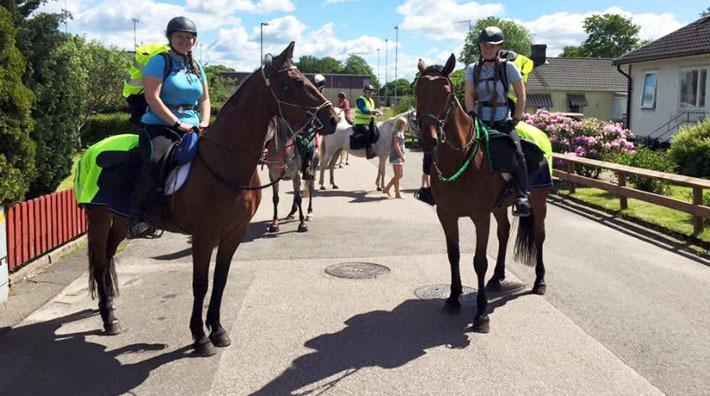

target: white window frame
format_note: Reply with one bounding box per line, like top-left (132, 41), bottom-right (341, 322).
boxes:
top-left (640, 71), bottom-right (657, 109)
top-left (678, 66), bottom-right (708, 110)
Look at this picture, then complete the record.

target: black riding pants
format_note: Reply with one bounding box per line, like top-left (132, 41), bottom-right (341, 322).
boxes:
top-left (486, 120), bottom-right (529, 196)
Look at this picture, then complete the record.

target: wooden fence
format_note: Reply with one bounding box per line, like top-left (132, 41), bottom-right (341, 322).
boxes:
top-left (553, 153), bottom-right (710, 234)
top-left (5, 189), bottom-right (86, 272)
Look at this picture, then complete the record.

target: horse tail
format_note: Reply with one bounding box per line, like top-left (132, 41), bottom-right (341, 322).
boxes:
top-left (513, 215), bottom-right (536, 266)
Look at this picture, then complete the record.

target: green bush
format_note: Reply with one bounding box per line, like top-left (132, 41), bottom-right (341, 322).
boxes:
top-left (611, 147), bottom-right (674, 194)
top-left (81, 112), bottom-right (133, 146)
top-left (668, 119), bottom-right (710, 178)
top-left (393, 95), bottom-right (415, 115)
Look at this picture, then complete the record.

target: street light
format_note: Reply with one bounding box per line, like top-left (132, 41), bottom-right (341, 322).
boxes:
top-left (132, 18), bottom-right (139, 50)
top-left (260, 22), bottom-right (269, 65)
top-left (394, 25), bottom-right (398, 107)
top-left (384, 38), bottom-right (388, 106)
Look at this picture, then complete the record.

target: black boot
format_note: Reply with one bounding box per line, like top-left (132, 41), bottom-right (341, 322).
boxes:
top-left (365, 145), bottom-right (376, 159)
top-left (128, 167), bottom-right (159, 239)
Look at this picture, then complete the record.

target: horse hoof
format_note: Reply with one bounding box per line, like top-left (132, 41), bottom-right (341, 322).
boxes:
top-left (103, 320), bottom-right (122, 335)
top-left (298, 224), bottom-right (308, 232)
top-left (471, 315), bottom-right (490, 333)
top-left (305, 215), bottom-right (312, 221)
top-left (266, 225), bottom-right (279, 233)
top-left (209, 328), bottom-right (231, 347)
top-left (532, 283), bottom-right (546, 295)
top-left (442, 299), bottom-right (462, 315)
top-left (485, 278), bottom-right (502, 291)
top-left (377, 187), bottom-right (382, 191)
top-left (193, 337), bottom-right (217, 357)
top-left (332, 185), bottom-right (339, 189)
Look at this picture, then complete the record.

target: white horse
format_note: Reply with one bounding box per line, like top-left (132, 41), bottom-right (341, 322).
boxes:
top-left (264, 118), bottom-right (318, 233)
top-left (318, 109), bottom-right (418, 190)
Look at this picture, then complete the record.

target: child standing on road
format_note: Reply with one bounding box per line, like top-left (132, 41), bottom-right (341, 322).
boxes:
top-left (383, 117), bottom-right (407, 199)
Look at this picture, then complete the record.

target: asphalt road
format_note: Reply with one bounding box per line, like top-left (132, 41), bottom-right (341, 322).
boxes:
top-left (0, 147), bottom-right (708, 395)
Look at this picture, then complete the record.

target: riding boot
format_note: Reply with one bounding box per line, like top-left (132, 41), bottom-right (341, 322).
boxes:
top-left (365, 121), bottom-right (377, 159)
top-left (128, 165), bottom-right (158, 238)
top-left (506, 129), bottom-right (531, 217)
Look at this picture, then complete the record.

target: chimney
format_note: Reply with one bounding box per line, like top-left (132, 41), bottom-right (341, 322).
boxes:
top-left (531, 44), bottom-right (547, 67)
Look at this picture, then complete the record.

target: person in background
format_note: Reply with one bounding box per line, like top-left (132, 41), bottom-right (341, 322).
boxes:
top-left (464, 26), bottom-right (530, 217)
top-left (353, 84), bottom-right (382, 159)
top-left (337, 92), bottom-right (354, 125)
top-left (383, 117), bottom-right (407, 199)
top-left (128, 16), bottom-right (210, 238)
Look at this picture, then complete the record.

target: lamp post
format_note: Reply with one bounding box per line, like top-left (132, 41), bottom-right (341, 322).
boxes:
top-left (384, 39), bottom-right (388, 106)
top-left (132, 18), bottom-right (139, 50)
top-left (260, 22), bottom-right (269, 65)
top-left (394, 25), bottom-right (398, 107)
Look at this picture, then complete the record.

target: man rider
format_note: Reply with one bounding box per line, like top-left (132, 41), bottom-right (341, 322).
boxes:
top-left (464, 26), bottom-right (532, 217)
top-left (353, 84), bottom-right (382, 159)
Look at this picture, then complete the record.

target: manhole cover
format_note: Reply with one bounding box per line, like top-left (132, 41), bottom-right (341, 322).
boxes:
top-left (415, 284), bottom-right (478, 306)
top-left (325, 262), bottom-right (390, 279)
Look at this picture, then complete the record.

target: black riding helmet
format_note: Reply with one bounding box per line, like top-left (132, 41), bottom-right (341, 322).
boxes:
top-left (478, 26), bottom-right (504, 45)
top-left (167, 16), bottom-right (198, 37)
top-left (363, 84), bottom-right (375, 92)
top-left (338, 91), bottom-right (346, 99)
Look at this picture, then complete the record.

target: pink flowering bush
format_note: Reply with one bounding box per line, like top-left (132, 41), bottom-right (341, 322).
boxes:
top-left (523, 109), bottom-right (635, 177)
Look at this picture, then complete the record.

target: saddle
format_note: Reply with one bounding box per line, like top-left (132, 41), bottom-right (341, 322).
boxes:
top-left (75, 133), bottom-right (199, 217)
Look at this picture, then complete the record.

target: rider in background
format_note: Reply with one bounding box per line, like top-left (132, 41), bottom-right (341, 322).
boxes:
top-left (353, 84), bottom-right (382, 159)
top-left (129, 16), bottom-right (210, 238)
top-left (464, 26), bottom-right (531, 217)
top-left (298, 74), bottom-right (326, 180)
top-left (337, 92), bottom-right (354, 125)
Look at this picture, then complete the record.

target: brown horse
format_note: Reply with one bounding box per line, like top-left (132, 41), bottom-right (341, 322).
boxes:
top-left (84, 42), bottom-right (338, 356)
top-left (414, 55), bottom-right (548, 333)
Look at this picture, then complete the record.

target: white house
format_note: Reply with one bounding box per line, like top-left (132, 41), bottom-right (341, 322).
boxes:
top-left (613, 15), bottom-right (710, 143)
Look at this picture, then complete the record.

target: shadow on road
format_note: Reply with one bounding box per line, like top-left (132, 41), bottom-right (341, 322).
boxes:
top-left (253, 286), bottom-right (531, 395)
top-left (315, 189), bottom-right (390, 203)
top-left (0, 309), bottom-right (192, 395)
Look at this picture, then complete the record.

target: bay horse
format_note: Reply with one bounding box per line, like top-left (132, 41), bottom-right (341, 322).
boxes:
top-left (84, 42), bottom-right (338, 356)
top-left (318, 109), bottom-right (418, 190)
top-left (414, 55), bottom-right (548, 333)
top-left (263, 117), bottom-right (318, 233)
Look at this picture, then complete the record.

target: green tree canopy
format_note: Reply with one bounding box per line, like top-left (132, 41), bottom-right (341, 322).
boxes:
top-left (0, 5), bottom-right (36, 204)
top-left (561, 13), bottom-right (642, 58)
top-left (294, 55), bottom-right (343, 74)
top-left (204, 64), bottom-right (235, 110)
top-left (460, 17), bottom-right (533, 65)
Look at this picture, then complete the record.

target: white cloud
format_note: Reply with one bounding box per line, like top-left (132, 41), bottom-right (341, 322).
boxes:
top-left (185, 0), bottom-right (294, 14)
top-left (397, 0), bottom-right (505, 41)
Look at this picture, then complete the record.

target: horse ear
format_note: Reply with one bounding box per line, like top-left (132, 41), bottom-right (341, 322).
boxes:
top-left (443, 54), bottom-right (456, 76)
top-left (417, 58), bottom-right (426, 73)
top-left (274, 41), bottom-right (296, 67)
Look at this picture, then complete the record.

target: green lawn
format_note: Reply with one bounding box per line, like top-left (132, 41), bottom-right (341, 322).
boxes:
top-left (555, 184), bottom-right (710, 248)
top-left (56, 152), bottom-right (82, 192)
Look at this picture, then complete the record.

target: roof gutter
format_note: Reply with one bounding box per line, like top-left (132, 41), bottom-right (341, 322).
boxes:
top-left (616, 63), bottom-right (632, 129)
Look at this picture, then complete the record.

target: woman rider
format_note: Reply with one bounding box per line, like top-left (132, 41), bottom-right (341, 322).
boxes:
top-left (128, 16), bottom-right (210, 238)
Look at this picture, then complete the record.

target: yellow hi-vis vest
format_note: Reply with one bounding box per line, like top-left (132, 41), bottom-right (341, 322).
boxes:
top-left (353, 95), bottom-right (376, 125)
top-left (122, 43), bottom-right (170, 98)
top-left (508, 53), bottom-right (534, 104)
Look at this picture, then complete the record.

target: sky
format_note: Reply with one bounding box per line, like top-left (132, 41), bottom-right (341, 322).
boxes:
top-left (38, 0), bottom-right (704, 81)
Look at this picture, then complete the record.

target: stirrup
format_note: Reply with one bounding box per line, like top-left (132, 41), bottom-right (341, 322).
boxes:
top-left (365, 147), bottom-right (376, 159)
top-left (512, 198), bottom-right (532, 217)
top-left (127, 221), bottom-right (163, 239)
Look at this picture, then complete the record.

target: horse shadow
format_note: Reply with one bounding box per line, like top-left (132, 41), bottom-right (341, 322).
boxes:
top-left (0, 309), bottom-right (192, 395)
top-left (314, 189), bottom-right (389, 203)
top-left (252, 286), bottom-right (529, 395)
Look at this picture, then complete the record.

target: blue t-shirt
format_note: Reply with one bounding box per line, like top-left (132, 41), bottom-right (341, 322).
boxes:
top-left (141, 52), bottom-right (208, 126)
top-left (465, 61), bottom-right (521, 122)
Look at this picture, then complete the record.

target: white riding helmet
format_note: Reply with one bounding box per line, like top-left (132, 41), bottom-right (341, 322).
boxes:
top-left (314, 74), bottom-right (326, 90)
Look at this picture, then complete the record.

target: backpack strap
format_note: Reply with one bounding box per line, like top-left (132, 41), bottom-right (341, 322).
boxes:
top-left (159, 52), bottom-right (172, 81)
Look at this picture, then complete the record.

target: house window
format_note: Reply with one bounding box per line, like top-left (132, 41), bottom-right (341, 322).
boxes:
top-left (567, 93), bottom-right (587, 113)
top-left (640, 72), bottom-right (657, 109)
top-left (679, 67), bottom-right (707, 109)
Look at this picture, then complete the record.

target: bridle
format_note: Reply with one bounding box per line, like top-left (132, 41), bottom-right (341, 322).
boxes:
top-left (416, 74), bottom-right (476, 151)
top-left (198, 63), bottom-right (331, 191)
top-left (262, 64), bottom-right (334, 139)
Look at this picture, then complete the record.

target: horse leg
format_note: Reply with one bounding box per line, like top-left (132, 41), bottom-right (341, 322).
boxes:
top-left (471, 214), bottom-right (491, 333)
top-left (190, 237), bottom-right (217, 357)
top-left (295, 179), bottom-right (308, 232)
top-left (306, 180), bottom-right (314, 220)
top-left (267, 182), bottom-right (280, 232)
top-left (437, 211), bottom-right (462, 314)
top-left (87, 207), bottom-right (122, 335)
top-left (531, 188), bottom-right (548, 295)
top-left (206, 225), bottom-right (247, 349)
top-left (376, 157), bottom-right (385, 191)
top-left (486, 209), bottom-right (510, 291)
top-left (329, 154), bottom-right (338, 189)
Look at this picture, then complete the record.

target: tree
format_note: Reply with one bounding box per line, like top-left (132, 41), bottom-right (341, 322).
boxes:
top-left (460, 17), bottom-right (533, 65)
top-left (561, 13), bottom-right (642, 58)
top-left (294, 55), bottom-right (343, 74)
top-left (701, 6), bottom-right (710, 16)
top-left (0, 5), bottom-right (36, 204)
top-left (6, 2), bottom-right (81, 197)
top-left (204, 64), bottom-right (235, 111)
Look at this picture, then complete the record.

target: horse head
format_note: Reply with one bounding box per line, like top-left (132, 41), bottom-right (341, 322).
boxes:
top-left (414, 54), bottom-right (459, 151)
top-left (263, 42), bottom-right (338, 136)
